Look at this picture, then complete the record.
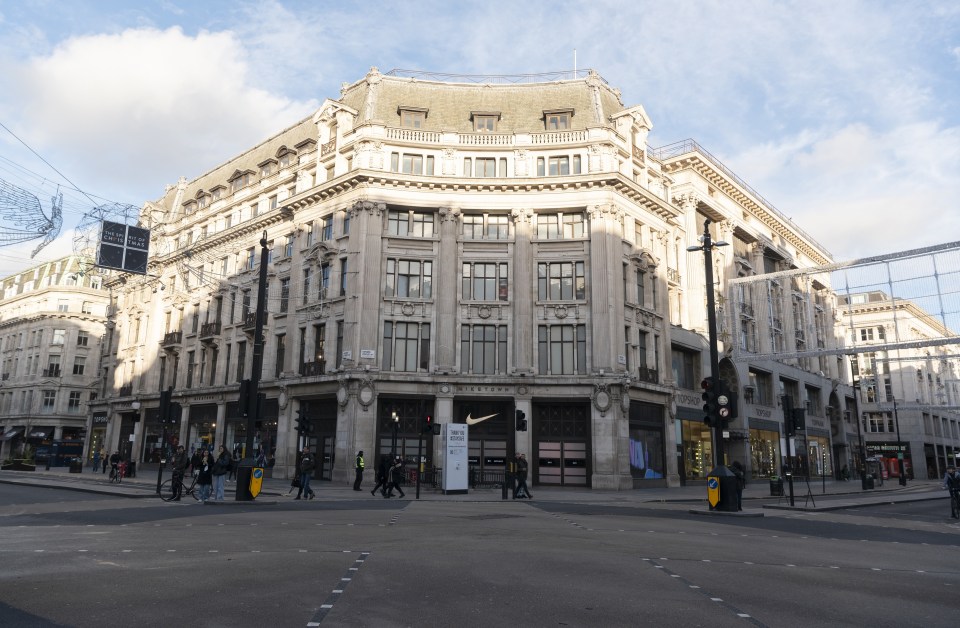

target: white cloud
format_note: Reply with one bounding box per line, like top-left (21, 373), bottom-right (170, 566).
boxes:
top-left (12, 26), bottom-right (317, 205)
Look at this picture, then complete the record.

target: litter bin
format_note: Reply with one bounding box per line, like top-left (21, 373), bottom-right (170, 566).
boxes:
top-left (864, 474), bottom-right (875, 490)
top-left (769, 476), bottom-right (784, 496)
top-left (69, 458), bottom-right (83, 474)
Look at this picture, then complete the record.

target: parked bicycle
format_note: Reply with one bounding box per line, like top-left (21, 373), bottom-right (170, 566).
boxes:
top-left (160, 472), bottom-right (199, 502)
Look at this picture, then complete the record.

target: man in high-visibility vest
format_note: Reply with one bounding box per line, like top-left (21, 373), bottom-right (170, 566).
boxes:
top-left (353, 450), bottom-right (365, 491)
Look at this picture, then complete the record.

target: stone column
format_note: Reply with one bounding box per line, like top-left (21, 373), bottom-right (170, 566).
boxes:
top-left (679, 192), bottom-right (705, 334)
top-left (434, 207), bottom-right (461, 372)
top-left (346, 201), bottom-right (386, 370)
top-left (214, 402), bottom-right (226, 447)
top-left (510, 208), bottom-right (535, 375)
top-left (587, 203), bottom-right (624, 373)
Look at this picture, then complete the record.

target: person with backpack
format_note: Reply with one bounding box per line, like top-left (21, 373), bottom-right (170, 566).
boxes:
top-left (295, 446), bottom-right (315, 500)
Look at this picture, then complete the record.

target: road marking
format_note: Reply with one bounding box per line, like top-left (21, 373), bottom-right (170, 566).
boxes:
top-left (308, 552), bottom-right (370, 626)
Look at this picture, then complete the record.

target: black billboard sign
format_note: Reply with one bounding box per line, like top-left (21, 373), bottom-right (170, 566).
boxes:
top-left (97, 221), bottom-right (150, 275)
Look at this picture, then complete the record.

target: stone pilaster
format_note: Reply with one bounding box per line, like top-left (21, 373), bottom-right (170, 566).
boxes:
top-left (511, 208), bottom-right (535, 375)
top-left (347, 200), bottom-right (386, 370)
top-left (434, 206), bottom-right (460, 372)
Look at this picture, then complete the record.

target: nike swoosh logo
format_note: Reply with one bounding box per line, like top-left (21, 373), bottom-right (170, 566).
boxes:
top-left (465, 413), bottom-right (498, 426)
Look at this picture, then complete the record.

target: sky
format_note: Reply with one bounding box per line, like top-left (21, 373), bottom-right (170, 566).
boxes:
top-left (0, 0), bottom-right (958, 278)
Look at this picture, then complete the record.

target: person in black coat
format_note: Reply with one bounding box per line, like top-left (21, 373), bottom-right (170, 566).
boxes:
top-left (371, 455), bottom-right (390, 497)
top-left (195, 449), bottom-right (214, 502)
top-left (384, 456), bottom-right (405, 498)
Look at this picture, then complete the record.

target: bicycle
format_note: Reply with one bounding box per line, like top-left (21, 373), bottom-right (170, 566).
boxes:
top-left (109, 461), bottom-right (126, 484)
top-left (160, 471), bottom-right (199, 502)
top-left (950, 488), bottom-right (960, 520)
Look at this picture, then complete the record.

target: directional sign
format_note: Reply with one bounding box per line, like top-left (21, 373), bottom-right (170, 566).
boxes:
top-left (707, 476), bottom-right (720, 507)
top-left (249, 466), bottom-right (264, 498)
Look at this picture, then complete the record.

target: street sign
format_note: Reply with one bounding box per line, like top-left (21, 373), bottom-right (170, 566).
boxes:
top-left (249, 467), bottom-right (264, 498)
top-left (707, 476), bottom-right (720, 507)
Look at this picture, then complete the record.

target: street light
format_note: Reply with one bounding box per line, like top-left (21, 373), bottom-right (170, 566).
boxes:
top-left (391, 410), bottom-right (399, 458)
top-left (687, 218), bottom-right (729, 468)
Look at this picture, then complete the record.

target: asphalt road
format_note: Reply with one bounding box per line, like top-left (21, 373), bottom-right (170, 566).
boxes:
top-left (0, 485), bottom-right (957, 628)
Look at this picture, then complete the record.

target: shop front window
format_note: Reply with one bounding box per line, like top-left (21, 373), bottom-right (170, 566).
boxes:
top-left (680, 419), bottom-right (713, 480)
top-left (749, 428), bottom-right (781, 479)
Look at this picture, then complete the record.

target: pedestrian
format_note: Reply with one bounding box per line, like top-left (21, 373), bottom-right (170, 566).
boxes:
top-left (514, 453), bottom-right (532, 499)
top-left (371, 454), bottom-right (390, 497)
top-left (196, 449), bottom-right (214, 502)
top-left (171, 445), bottom-right (190, 500)
top-left (296, 446), bottom-right (315, 500)
top-left (102, 447), bottom-right (110, 474)
top-left (92, 448), bottom-right (101, 472)
top-left (384, 456), bottom-right (405, 498)
top-left (730, 461), bottom-right (746, 511)
top-left (353, 450), bottom-right (365, 491)
top-left (190, 447), bottom-right (203, 475)
top-left (213, 445), bottom-right (231, 501)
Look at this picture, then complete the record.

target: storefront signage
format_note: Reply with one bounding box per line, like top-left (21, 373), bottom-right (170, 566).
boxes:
top-left (360, 349), bottom-right (376, 359)
top-left (809, 418), bottom-right (826, 429)
top-left (455, 385), bottom-right (513, 394)
top-left (675, 392), bottom-right (701, 408)
top-left (92, 413), bottom-right (109, 425)
top-left (753, 408), bottom-right (772, 418)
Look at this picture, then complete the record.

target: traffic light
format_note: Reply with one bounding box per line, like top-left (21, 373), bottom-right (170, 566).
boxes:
top-left (238, 379), bottom-right (252, 416)
top-left (159, 387), bottom-right (172, 423)
top-left (515, 409), bottom-right (527, 432)
top-left (295, 409), bottom-right (313, 435)
top-left (791, 408), bottom-right (806, 433)
top-left (422, 415), bottom-right (433, 434)
top-left (701, 377), bottom-right (719, 427)
top-left (716, 382), bottom-right (738, 427)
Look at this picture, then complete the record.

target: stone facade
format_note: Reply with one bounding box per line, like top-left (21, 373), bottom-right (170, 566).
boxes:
top-left (93, 68), bottom-right (860, 490)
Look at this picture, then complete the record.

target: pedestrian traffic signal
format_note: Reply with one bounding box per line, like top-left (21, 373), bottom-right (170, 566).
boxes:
top-left (238, 379), bottom-right (252, 416)
top-left (701, 377), bottom-right (719, 427)
top-left (422, 415), bottom-right (433, 434)
top-left (515, 409), bottom-right (527, 432)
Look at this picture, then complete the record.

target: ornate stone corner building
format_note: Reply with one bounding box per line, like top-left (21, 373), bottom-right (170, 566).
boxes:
top-left (97, 68), bottom-right (851, 490)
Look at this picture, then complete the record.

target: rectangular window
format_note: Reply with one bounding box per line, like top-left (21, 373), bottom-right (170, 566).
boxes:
top-left (186, 350), bottom-right (195, 388)
top-left (42, 389), bottom-right (56, 410)
top-left (46, 354), bottom-right (61, 377)
top-left (57, 299), bottom-right (69, 312)
top-left (320, 264), bottom-right (330, 300)
top-left (53, 329), bottom-right (65, 345)
top-left (638, 331), bottom-right (648, 368)
top-left (460, 324), bottom-right (508, 374)
top-left (321, 216), bottom-right (333, 241)
top-left (275, 334), bottom-right (285, 379)
top-left (279, 278), bottom-right (290, 313)
top-left (223, 343), bottom-right (231, 385)
top-left (284, 235), bottom-right (294, 258)
top-left (236, 341), bottom-right (246, 382)
top-left (313, 324), bottom-right (326, 373)
top-left (537, 261), bottom-right (585, 300)
top-left (537, 324), bottom-right (586, 375)
top-left (209, 347), bottom-right (218, 385)
top-left (335, 321), bottom-right (344, 368)
top-left (68, 391), bottom-right (82, 413)
top-left (342, 212), bottom-right (350, 235)
top-left (339, 258), bottom-right (348, 297)
top-left (242, 290), bottom-right (251, 318)
top-left (671, 347), bottom-right (700, 390)
top-left (385, 259), bottom-right (433, 299)
top-left (548, 156), bottom-right (569, 176)
top-left (386, 210), bottom-right (435, 237)
top-left (402, 154), bottom-right (423, 174)
top-left (474, 115), bottom-right (497, 132)
top-left (462, 262), bottom-right (509, 301)
top-left (401, 109), bottom-right (425, 128)
top-left (545, 112), bottom-right (570, 130)
top-left (305, 221), bottom-right (314, 246)
top-left (475, 158), bottom-right (497, 177)
top-left (382, 321), bottom-right (430, 372)
top-left (73, 357), bottom-right (86, 376)
top-left (462, 215), bottom-right (483, 239)
top-left (246, 247), bottom-right (256, 270)
top-left (199, 348), bottom-right (207, 385)
top-left (636, 270), bottom-right (646, 307)
top-left (487, 215), bottom-right (508, 239)
top-left (77, 331), bottom-right (89, 347)
top-left (302, 268), bottom-right (312, 305)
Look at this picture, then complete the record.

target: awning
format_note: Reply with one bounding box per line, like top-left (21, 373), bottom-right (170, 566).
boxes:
top-left (27, 428), bottom-right (52, 440)
top-left (1, 427), bottom-right (24, 441)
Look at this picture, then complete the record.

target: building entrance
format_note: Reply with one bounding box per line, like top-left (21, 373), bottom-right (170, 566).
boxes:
top-left (533, 402), bottom-right (590, 487)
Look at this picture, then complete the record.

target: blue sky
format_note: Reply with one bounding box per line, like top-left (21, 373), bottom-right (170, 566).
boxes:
top-left (0, 0), bottom-right (958, 276)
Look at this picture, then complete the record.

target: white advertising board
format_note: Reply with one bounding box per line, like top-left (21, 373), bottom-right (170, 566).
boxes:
top-left (441, 423), bottom-right (469, 493)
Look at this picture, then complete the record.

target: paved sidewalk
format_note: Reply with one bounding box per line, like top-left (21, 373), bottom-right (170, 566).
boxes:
top-left (0, 464), bottom-right (948, 511)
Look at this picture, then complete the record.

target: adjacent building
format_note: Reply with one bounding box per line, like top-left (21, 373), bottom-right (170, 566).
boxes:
top-left (0, 256), bottom-right (108, 463)
top-left (839, 291), bottom-right (960, 480)
top-left (90, 68), bottom-right (867, 489)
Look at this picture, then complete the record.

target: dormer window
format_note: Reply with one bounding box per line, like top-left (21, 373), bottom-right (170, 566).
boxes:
top-left (471, 111), bottom-right (501, 133)
top-left (229, 170), bottom-right (256, 193)
top-left (259, 159), bottom-right (277, 177)
top-left (197, 193), bottom-right (210, 209)
top-left (210, 185), bottom-right (225, 201)
top-left (398, 106), bottom-right (428, 129)
top-left (278, 150), bottom-right (296, 168)
top-left (544, 109), bottom-right (573, 131)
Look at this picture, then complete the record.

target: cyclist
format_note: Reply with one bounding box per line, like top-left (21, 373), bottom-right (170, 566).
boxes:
top-left (171, 445), bottom-right (190, 501)
top-left (943, 465), bottom-right (960, 519)
top-left (108, 451), bottom-right (121, 480)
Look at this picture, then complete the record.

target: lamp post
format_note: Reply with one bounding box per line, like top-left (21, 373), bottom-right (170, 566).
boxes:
top-left (686, 219), bottom-right (729, 468)
top-left (390, 410), bottom-right (400, 458)
top-left (892, 398), bottom-right (907, 486)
